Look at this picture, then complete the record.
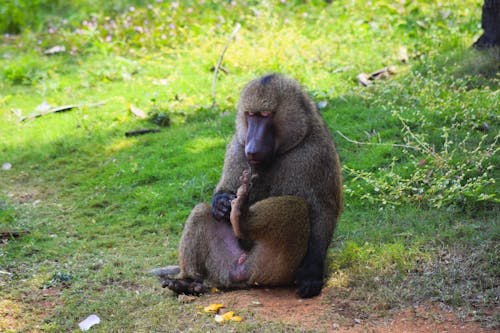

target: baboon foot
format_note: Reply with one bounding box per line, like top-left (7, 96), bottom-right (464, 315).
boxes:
top-left (296, 279), bottom-right (324, 298)
top-left (230, 169), bottom-right (253, 237)
top-left (231, 169), bottom-right (252, 216)
top-left (162, 278), bottom-right (207, 296)
top-left (237, 169), bottom-right (252, 197)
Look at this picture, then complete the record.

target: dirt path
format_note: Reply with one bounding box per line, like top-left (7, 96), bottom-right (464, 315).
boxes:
top-left (200, 287), bottom-right (495, 332)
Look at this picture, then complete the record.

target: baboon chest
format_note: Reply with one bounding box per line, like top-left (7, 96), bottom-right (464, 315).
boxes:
top-left (246, 167), bottom-right (291, 205)
top-left (246, 174), bottom-right (272, 204)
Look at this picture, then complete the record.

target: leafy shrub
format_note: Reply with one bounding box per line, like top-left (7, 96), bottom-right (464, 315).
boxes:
top-left (343, 66), bottom-right (499, 210)
top-left (345, 113), bottom-right (498, 209)
top-left (0, 0), bottom-right (41, 33)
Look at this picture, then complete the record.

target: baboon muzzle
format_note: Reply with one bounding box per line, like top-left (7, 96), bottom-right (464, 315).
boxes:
top-left (245, 115), bottom-right (275, 168)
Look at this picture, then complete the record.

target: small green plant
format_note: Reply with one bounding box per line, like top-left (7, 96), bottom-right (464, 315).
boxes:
top-left (43, 271), bottom-right (74, 289)
top-left (1, 54), bottom-right (47, 85)
top-left (148, 109), bottom-right (171, 127)
top-left (330, 241), bottom-right (419, 277)
top-left (344, 85), bottom-right (499, 210)
top-left (0, 201), bottom-right (17, 225)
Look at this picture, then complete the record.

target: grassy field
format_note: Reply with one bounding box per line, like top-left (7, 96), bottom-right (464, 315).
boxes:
top-left (0, 0), bottom-right (498, 331)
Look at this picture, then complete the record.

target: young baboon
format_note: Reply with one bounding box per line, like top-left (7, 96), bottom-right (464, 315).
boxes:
top-left (152, 169), bottom-right (310, 294)
top-left (153, 73), bottom-right (342, 297)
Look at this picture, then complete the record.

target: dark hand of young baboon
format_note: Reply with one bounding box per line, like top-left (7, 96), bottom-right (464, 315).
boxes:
top-left (212, 73), bottom-right (343, 298)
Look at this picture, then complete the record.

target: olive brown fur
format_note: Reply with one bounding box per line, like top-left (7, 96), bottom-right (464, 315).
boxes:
top-left (153, 74), bottom-right (342, 298)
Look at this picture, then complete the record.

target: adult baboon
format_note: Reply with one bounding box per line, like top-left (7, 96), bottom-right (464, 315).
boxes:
top-left (153, 74), bottom-right (342, 297)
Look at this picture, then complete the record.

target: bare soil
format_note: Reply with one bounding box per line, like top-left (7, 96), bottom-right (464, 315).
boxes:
top-left (200, 287), bottom-right (496, 332)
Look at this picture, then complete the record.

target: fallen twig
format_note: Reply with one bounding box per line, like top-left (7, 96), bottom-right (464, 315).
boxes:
top-left (336, 130), bottom-right (416, 150)
top-left (16, 101), bottom-right (106, 122)
top-left (357, 66), bottom-right (397, 86)
top-left (211, 23), bottom-right (241, 109)
top-left (0, 230), bottom-right (30, 240)
top-left (125, 129), bottom-right (161, 137)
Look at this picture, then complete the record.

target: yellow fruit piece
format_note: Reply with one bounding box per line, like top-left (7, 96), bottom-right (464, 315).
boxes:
top-left (230, 316), bottom-right (243, 322)
top-left (203, 303), bottom-right (224, 313)
top-left (214, 311), bottom-right (237, 323)
top-left (220, 311), bottom-right (235, 320)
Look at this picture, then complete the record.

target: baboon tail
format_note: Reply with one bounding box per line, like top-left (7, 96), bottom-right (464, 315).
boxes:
top-left (148, 265), bottom-right (181, 278)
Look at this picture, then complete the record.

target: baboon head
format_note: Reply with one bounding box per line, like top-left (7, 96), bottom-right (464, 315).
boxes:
top-left (236, 74), bottom-right (313, 170)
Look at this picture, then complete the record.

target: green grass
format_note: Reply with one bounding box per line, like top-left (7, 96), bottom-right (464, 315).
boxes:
top-left (1, 0), bottom-right (499, 331)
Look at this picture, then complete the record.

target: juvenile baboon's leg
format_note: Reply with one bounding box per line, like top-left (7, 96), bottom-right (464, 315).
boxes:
top-left (230, 169), bottom-right (252, 238)
top-left (245, 196), bottom-right (310, 286)
top-left (170, 203), bottom-right (246, 293)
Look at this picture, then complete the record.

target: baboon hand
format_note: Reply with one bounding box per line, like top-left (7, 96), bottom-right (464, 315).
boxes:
top-left (211, 192), bottom-right (236, 221)
top-left (295, 263), bottom-right (325, 298)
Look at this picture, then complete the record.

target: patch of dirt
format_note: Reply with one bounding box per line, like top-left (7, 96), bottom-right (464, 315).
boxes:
top-left (0, 287), bottom-right (62, 332)
top-left (198, 287), bottom-right (496, 332)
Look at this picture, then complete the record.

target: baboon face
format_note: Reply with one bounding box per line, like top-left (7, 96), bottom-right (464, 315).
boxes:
top-left (244, 111), bottom-right (275, 169)
top-left (236, 74), bottom-right (311, 169)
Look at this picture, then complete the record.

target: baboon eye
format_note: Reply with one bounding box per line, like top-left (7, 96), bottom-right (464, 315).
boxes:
top-left (246, 111), bottom-right (270, 118)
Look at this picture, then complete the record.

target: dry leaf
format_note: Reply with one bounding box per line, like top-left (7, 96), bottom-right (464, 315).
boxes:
top-left (44, 45), bottom-right (66, 55)
top-left (129, 104), bottom-right (147, 119)
top-left (398, 46), bottom-right (409, 63)
top-left (357, 73), bottom-right (371, 86)
top-left (416, 20), bottom-right (428, 29)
